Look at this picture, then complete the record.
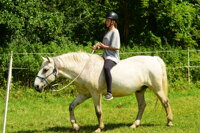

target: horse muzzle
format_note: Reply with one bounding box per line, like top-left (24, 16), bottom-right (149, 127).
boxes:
top-left (34, 84), bottom-right (45, 93)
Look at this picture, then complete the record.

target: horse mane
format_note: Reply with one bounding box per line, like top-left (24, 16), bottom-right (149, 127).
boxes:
top-left (52, 52), bottom-right (103, 68)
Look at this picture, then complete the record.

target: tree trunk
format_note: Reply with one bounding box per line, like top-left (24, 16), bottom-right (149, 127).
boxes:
top-left (121, 0), bottom-right (129, 45)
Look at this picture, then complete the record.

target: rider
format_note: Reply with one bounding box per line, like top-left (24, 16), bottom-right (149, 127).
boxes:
top-left (92, 11), bottom-right (121, 100)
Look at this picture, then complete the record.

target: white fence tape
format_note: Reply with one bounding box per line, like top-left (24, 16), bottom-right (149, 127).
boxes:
top-left (0, 49), bottom-right (199, 80)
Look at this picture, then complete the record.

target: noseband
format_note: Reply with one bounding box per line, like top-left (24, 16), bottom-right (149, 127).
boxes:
top-left (36, 64), bottom-right (57, 85)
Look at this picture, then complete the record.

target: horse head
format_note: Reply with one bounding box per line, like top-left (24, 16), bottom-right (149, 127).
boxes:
top-left (34, 57), bottom-right (57, 92)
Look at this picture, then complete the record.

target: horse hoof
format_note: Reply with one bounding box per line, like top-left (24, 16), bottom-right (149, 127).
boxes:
top-left (73, 123), bottom-right (80, 131)
top-left (167, 122), bottom-right (173, 126)
top-left (95, 128), bottom-right (101, 132)
top-left (130, 124), bottom-right (137, 128)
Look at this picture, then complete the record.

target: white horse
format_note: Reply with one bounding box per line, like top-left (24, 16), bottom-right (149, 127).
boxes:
top-left (34, 52), bottom-right (173, 132)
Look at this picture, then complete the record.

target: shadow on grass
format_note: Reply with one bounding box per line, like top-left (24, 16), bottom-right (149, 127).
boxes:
top-left (14, 123), bottom-right (161, 133)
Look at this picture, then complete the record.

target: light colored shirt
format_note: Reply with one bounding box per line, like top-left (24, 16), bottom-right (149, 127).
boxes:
top-left (102, 29), bottom-right (120, 63)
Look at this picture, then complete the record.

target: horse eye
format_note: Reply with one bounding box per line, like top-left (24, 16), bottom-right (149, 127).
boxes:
top-left (43, 68), bottom-right (48, 73)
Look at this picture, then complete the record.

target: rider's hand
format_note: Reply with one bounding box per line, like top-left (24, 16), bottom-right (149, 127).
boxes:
top-left (92, 43), bottom-right (101, 50)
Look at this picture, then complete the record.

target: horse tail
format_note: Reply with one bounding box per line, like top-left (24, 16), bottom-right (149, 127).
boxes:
top-left (156, 57), bottom-right (168, 96)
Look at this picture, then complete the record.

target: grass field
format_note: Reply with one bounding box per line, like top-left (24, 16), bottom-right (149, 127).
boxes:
top-left (1, 88), bottom-right (200, 133)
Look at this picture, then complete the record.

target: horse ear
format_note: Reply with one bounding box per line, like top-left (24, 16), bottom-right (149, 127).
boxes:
top-left (47, 57), bottom-right (53, 63)
top-left (42, 56), bottom-right (47, 62)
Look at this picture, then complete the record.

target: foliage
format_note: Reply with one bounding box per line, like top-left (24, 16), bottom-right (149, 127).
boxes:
top-left (156, 1), bottom-right (200, 48)
top-left (127, 0), bottom-right (200, 48)
top-left (0, 0), bottom-right (199, 89)
top-left (1, 0), bottom-right (199, 47)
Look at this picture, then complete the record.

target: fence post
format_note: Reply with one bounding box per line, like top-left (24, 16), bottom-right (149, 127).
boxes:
top-left (187, 48), bottom-right (190, 88)
top-left (2, 51), bottom-right (13, 133)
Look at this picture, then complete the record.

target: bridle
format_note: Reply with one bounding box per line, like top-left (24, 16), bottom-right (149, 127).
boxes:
top-left (36, 63), bottom-right (57, 85)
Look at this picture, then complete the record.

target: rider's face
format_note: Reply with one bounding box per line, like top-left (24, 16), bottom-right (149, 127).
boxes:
top-left (105, 18), bottom-right (113, 28)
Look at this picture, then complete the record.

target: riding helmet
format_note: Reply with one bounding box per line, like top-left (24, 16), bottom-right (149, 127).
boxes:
top-left (106, 11), bottom-right (118, 20)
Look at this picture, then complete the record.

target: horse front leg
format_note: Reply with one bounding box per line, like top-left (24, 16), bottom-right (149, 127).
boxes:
top-left (91, 92), bottom-right (104, 132)
top-left (130, 87), bottom-right (147, 128)
top-left (69, 93), bottom-right (90, 131)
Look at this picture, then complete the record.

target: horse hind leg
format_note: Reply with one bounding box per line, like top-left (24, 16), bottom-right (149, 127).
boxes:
top-left (130, 86), bottom-right (147, 128)
top-left (155, 56), bottom-right (173, 126)
top-left (153, 89), bottom-right (173, 126)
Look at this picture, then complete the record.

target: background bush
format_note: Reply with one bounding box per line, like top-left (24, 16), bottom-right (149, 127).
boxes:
top-left (0, 0), bottom-right (199, 91)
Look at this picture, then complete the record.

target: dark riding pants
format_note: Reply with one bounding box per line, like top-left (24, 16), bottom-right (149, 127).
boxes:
top-left (103, 59), bottom-right (116, 93)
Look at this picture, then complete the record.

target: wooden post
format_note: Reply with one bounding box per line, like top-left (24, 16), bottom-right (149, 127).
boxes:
top-left (2, 51), bottom-right (13, 133)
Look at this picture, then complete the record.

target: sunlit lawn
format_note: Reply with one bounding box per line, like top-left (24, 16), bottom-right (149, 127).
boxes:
top-left (0, 89), bottom-right (200, 133)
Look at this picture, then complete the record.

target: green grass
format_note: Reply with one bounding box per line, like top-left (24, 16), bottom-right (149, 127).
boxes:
top-left (1, 88), bottom-right (200, 133)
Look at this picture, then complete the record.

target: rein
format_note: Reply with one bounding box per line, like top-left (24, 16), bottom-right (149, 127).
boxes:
top-left (50, 50), bottom-right (95, 92)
